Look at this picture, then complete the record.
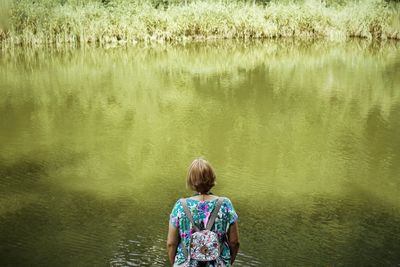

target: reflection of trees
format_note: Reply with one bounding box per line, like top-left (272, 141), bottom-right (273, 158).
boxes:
top-left (0, 40), bottom-right (399, 199)
top-left (1, 40), bottom-right (398, 115)
top-left (0, 40), bottom-right (400, 266)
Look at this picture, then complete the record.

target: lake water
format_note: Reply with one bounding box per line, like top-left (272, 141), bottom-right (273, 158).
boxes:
top-left (0, 40), bottom-right (400, 266)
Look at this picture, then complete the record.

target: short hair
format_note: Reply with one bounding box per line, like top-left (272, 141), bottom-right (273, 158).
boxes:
top-left (186, 158), bottom-right (216, 193)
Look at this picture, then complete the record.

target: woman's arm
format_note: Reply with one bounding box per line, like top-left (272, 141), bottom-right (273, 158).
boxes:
top-left (167, 224), bottom-right (179, 266)
top-left (228, 222), bottom-right (240, 265)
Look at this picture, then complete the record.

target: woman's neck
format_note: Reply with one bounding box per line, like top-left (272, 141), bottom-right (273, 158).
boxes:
top-left (194, 191), bottom-right (213, 196)
top-left (189, 192), bottom-right (217, 201)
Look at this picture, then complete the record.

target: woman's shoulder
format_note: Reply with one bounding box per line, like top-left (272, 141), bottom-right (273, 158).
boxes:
top-left (220, 196), bottom-right (235, 208)
top-left (219, 197), bottom-right (238, 223)
top-left (170, 199), bottom-right (184, 212)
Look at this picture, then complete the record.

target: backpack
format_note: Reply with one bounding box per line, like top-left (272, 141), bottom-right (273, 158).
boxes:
top-left (179, 197), bottom-right (225, 267)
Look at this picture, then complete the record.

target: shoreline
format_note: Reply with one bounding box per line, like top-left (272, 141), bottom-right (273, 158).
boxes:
top-left (0, 1), bottom-right (399, 48)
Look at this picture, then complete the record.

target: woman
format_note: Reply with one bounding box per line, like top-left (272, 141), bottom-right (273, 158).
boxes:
top-left (167, 158), bottom-right (240, 267)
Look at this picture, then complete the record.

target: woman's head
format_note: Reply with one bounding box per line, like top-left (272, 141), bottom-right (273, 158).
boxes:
top-left (186, 158), bottom-right (216, 193)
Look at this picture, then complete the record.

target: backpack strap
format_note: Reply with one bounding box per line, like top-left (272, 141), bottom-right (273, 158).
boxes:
top-left (179, 198), bottom-right (198, 261)
top-left (205, 197), bottom-right (224, 231)
top-left (180, 239), bottom-right (189, 261)
top-left (180, 198), bottom-right (200, 232)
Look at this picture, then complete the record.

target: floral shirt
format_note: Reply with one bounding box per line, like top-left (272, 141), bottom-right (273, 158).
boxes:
top-left (169, 197), bottom-right (238, 266)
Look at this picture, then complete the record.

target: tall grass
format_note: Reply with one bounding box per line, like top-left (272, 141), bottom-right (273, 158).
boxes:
top-left (0, 0), bottom-right (12, 39)
top-left (0, 0), bottom-right (399, 47)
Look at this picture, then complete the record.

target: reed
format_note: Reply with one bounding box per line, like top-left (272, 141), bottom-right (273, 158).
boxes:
top-left (0, 0), bottom-right (399, 47)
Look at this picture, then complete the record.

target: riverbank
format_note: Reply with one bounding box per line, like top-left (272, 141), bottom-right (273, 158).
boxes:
top-left (0, 0), bottom-right (399, 47)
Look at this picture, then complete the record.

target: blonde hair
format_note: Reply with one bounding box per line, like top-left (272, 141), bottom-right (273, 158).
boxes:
top-left (186, 158), bottom-right (216, 193)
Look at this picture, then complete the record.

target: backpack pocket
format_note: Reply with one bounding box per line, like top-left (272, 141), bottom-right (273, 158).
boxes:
top-left (190, 230), bottom-right (221, 261)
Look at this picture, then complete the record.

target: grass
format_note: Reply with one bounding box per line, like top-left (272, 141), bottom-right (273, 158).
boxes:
top-left (0, 0), bottom-right (399, 47)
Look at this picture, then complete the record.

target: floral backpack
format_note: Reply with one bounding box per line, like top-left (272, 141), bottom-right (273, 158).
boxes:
top-left (179, 197), bottom-right (226, 267)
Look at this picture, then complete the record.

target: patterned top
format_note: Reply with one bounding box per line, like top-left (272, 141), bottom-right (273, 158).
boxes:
top-left (169, 197), bottom-right (238, 266)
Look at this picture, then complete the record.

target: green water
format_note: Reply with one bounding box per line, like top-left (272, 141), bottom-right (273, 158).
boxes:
top-left (0, 40), bottom-right (400, 266)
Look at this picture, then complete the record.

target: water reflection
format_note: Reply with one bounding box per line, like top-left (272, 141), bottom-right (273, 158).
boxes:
top-left (0, 40), bottom-right (399, 266)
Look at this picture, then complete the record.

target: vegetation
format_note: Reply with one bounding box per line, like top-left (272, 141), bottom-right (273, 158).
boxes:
top-left (0, 0), bottom-right (399, 47)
